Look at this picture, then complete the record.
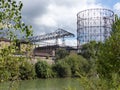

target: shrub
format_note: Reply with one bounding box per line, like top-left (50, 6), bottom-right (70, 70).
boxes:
top-left (52, 61), bottom-right (71, 78)
top-left (64, 54), bottom-right (90, 77)
top-left (79, 73), bottom-right (120, 90)
top-left (0, 56), bottom-right (20, 82)
top-left (0, 70), bottom-right (10, 82)
top-left (35, 61), bottom-right (53, 78)
top-left (55, 48), bottom-right (69, 60)
top-left (19, 61), bottom-right (36, 80)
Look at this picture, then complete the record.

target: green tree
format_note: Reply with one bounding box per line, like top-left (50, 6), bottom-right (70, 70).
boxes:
top-left (0, 0), bottom-right (33, 84)
top-left (0, 0), bottom-right (32, 39)
top-left (55, 48), bottom-right (69, 60)
top-left (35, 61), bottom-right (53, 78)
top-left (19, 61), bottom-right (36, 80)
top-left (97, 15), bottom-right (120, 79)
top-left (64, 54), bottom-right (90, 77)
top-left (80, 41), bottom-right (101, 60)
top-left (52, 60), bottom-right (71, 77)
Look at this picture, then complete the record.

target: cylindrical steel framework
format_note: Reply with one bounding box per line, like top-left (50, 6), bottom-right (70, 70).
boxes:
top-left (77, 8), bottom-right (114, 49)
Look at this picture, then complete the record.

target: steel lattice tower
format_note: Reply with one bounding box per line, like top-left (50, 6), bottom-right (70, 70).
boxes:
top-left (77, 8), bottom-right (114, 50)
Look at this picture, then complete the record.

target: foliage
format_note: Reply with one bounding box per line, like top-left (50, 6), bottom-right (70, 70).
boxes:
top-left (35, 61), bottom-right (53, 78)
top-left (52, 61), bottom-right (71, 77)
top-left (55, 48), bottom-right (69, 60)
top-left (97, 16), bottom-right (120, 79)
top-left (53, 54), bottom-right (90, 78)
top-left (0, 46), bottom-right (25, 82)
top-left (0, 0), bottom-right (33, 85)
top-left (64, 54), bottom-right (90, 77)
top-left (0, 0), bottom-right (33, 39)
top-left (77, 15), bottom-right (120, 90)
top-left (80, 41), bottom-right (102, 60)
top-left (79, 73), bottom-right (120, 90)
top-left (0, 55), bottom-right (21, 82)
top-left (19, 61), bottom-right (36, 80)
top-left (112, 14), bottom-right (120, 35)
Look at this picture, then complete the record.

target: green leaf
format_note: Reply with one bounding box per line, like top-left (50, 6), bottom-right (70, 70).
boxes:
top-left (8, 0), bottom-right (11, 2)
top-left (30, 25), bottom-right (32, 29)
top-left (19, 2), bottom-right (23, 11)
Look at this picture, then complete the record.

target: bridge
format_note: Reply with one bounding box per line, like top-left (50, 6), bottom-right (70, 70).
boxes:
top-left (22, 28), bottom-right (75, 46)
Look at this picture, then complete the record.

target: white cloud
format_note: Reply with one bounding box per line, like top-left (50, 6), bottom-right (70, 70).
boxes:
top-left (17, 0), bottom-right (106, 46)
top-left (113, 2), bottom-right (120, 15)
top-left (34, 15), bottom-right (57, 27)
top-left (114, 2), bottom-right (120, 10)
top-left (33, 0), bottom-right (103, 34)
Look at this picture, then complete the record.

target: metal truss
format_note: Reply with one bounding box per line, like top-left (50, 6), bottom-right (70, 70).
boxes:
top-left (28, 28), bottom-right (74, 44)
top-left (77, 8), bottom-right (114, 50)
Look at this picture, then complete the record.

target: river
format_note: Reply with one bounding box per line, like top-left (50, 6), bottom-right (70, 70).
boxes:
top-left (0, 78), bottom-right (82, 90)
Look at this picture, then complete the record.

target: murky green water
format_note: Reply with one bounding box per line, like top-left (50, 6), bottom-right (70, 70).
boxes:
top-left (0, 78), bottom-right (82, 90)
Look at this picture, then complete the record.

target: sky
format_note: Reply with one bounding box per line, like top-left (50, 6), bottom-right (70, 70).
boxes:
top-left (18, 0), bottom-right (120, 46)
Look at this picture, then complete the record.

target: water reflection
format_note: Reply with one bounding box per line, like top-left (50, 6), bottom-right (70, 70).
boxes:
top-left (0, 78), bottom-right (81, 90)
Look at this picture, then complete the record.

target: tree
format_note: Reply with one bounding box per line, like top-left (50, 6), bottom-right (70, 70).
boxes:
top-left (0, 0), bottom-right (32, 39)
top-left (0, 0), bottom-right (33, 84)
top-left (97, 15), bottom-right (120, 79)
top-left (55, 48), bottom-right (69, 60)
top-left (80, 41), bottom-right (101, 60)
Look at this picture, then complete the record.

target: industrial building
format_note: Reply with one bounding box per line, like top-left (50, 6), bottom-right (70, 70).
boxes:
top-left (77, 8), bottom-right (114, 50)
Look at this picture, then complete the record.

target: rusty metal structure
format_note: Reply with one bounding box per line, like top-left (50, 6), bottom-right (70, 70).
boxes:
top-left (26, 28), bottom-right (74, 46)
top-left (77, 8), bottom-right (114, 50)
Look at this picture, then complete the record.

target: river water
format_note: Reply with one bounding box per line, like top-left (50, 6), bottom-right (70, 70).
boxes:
top-left (0, 78), bottom-right (82, 90)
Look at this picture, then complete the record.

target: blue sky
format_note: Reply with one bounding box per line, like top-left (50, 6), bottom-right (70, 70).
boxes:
top-left (18, 0), bottom-right (120, 46)
top-left (97, 0), bottom-right (119, 8)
